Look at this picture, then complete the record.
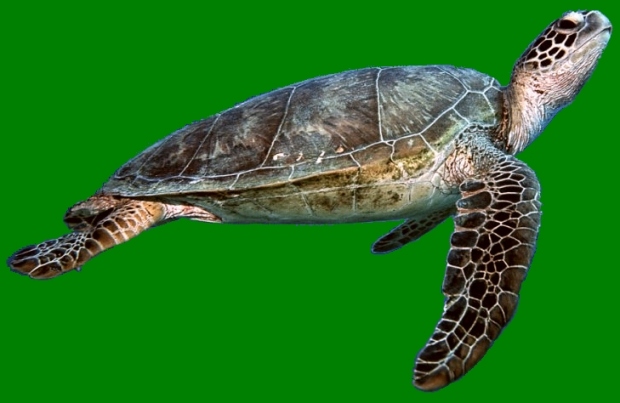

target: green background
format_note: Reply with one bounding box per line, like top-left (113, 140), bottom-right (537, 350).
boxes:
top-left (1, 1), bottom-right (617, 401)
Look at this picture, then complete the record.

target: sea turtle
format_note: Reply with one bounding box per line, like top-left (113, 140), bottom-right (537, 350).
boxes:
top-left (8, 10), bottom-right (611, 391)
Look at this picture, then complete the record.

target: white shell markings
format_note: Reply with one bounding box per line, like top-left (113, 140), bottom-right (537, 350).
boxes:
top-left (272, 152), bottom-right (286, 161)
top-left (316, 151), bottom-right (325, 164)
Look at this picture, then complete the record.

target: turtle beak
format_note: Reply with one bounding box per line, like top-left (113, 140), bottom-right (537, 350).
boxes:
top-left (588, 11), bottom-right (612, 37)
top-left (569, 11), bottom-right (611, 61)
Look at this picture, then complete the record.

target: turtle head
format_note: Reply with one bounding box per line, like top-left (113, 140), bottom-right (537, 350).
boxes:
top-left (505, 10), bottom-right (611, 153)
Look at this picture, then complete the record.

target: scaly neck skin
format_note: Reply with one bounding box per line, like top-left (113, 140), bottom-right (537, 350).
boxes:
top-left (501, 79), bottom-right (552, 155)
top-left (496, 10), bottom-right (612, 156)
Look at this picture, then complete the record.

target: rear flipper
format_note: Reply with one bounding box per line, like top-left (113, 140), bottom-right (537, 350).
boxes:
top-left (413, 156), bottom-right (541, 391)
top-left (8, 197), bottom-right (166, 279)
top-left (371, 208), bottom-right (455, 254)
top-left (8, 196), bottom-right (219, 279)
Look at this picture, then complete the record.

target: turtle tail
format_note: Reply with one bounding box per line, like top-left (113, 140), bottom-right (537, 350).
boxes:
top-left (7, 198), bottom-right (165, 279)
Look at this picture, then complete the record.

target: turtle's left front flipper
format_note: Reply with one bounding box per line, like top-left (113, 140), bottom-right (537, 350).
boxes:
top-left (413, 156), bottom-right (541, 391)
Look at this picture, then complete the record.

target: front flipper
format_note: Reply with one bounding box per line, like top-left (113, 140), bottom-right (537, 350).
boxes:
top-left (371, 208), bottom-right (455, 254)
top-left (413, 156), bottom-right (541, 391)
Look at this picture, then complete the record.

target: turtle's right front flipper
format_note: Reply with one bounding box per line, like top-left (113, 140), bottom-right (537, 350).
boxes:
top-left (413, 155), bottom-right (541, 391)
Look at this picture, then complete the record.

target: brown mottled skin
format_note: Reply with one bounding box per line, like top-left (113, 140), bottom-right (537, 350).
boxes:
top-left (8, 10), bottom-right (611, 392)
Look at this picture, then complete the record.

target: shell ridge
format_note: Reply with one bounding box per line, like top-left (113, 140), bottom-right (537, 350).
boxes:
top-left (259, 86), bottom-right (297, 168)
top-left (177, 113), bottom-right (221, 177)
top-left (375, 67), bottom-right (384, 142)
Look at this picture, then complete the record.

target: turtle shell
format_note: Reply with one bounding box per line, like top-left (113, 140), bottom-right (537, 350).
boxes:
top-left (102, 66), bottom-right (502, 197)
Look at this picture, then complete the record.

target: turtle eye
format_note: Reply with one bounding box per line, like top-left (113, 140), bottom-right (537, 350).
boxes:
top-left (557, 18), bottom-right (578, 29)
top-left (555, 12), bottom-right (584, 31)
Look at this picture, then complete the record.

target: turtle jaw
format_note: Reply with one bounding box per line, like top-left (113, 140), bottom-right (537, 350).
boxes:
top-left (567, 11), bottom-right (611, 66)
